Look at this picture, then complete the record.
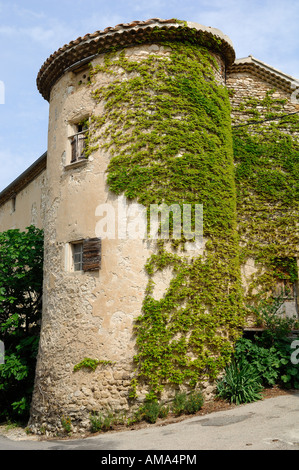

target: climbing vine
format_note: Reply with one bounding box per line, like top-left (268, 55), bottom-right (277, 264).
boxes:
top-left (232, 90), bottom-right (299, 303)
top-left (73, 357), bottom-right (115, 372)
top-left (78, 25), bottom-right (298, 399)
top-left (86, 34), bottom-right (244, 398)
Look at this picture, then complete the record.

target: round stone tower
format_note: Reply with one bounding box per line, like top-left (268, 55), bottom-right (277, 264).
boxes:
top-left (29, 19), bottom-right (240, 434)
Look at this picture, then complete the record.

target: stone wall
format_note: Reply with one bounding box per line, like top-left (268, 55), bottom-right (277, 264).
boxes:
top-left (0, 168), bottom-right (46, 232)
top-left (227, 67), bottom-right (299, 322)
top-left (226, 69), bottom-right (299, 117)
top-left (29, 38), bottom-right (230, 434)
top-left (3, 21), bottom-right (295, 435)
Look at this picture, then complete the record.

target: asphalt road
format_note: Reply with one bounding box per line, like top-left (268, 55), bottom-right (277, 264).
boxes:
top-left (1, 392), bottom-right (299, 452)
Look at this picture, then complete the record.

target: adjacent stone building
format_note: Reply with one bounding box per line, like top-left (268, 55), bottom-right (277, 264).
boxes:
top-left (0, 19), bottom-right (298, 434)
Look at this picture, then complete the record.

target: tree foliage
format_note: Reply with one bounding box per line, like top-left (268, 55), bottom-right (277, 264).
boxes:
top-left (0, 226), bottom-right (44, 421)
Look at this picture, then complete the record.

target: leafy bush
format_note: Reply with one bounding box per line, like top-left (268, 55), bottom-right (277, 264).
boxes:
top-left (171, 391), bottom-right (204, 416)
top-left (216, 360), bottom-right (263, 405)
top-left (0, 226), bottom-right (43, 422)
top-left (171, 392), bottom-right (188, 415)
top-left (234, 337), bottom-right (281, 386)
top-left (234, 335), bottom-right (299, 390)
top-left (184, 391), bottom-right (204, 414)
top-left (90, 411), bottom-right (115, 433)
top-left (61, 415), bottom-right (72, 434)
top-left (266, 337), bottom-right (299, 389)
top-left (232, 294), bottom-right (299, 391)
top-left (140, 400), bottom-right (170, 424)
top-left (250, 294), bottom-right (299, 344)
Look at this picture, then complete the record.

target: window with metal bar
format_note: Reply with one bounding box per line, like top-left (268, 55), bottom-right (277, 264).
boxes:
top-left (68, 238), bottom-right (101, 272)
top-left (72, 243), bottom-right (83, 271)
top-left (70, 122), bottom-right (88, 163)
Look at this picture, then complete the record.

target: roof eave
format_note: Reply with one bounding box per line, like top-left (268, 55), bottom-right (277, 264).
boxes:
top-left (0, 152), bottom-right (47, 207)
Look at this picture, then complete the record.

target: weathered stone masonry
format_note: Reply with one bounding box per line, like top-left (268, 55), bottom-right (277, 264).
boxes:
top-left (29, 19), bottom-right (238, 434)
top-left (0, 19), bottom-right (298, 434)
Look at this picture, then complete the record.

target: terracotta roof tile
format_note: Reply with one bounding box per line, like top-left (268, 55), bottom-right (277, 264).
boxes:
top-left (36, 18), bottom-right (235, 102)
top-left (228, 55), bottom-right (299, 93)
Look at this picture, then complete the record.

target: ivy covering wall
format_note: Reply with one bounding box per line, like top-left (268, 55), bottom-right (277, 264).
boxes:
top-left (86, 35), bottom-right (244, 398)
top-left (79, 25), bottom-right (298, 400)
top-left (232, 90), bottom-right (299, 304)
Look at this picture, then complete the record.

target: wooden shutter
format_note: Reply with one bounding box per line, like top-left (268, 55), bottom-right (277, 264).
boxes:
top-left (83, 238), bottom-right (101, 271)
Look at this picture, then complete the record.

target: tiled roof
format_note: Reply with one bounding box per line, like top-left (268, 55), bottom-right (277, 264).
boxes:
top-left (36, 18), bottom-right (235, 101)
top-left (0, 153), bottom-right (47, 206)
top-left (228, 55), bottom-right (299, 93)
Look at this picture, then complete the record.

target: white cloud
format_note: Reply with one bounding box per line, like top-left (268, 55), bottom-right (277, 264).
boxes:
top-left (0, 0), bottom-right (298, 194)
top-left (22, 26), bottom-right (57, 45)
top-left (184, 0), bottom-right (299, 77)
top-left (0, 26), bottom-right (16, 35)
top-left (128, 0), bottom-right (170, 13)
top-left (13, 5), bottom-right (47, 20)
top-left (78, 13), bottom-right (126, 35)
top-left (0, 148), bottom-right (37, 192)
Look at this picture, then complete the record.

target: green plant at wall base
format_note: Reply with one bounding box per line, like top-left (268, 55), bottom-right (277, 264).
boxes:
top-left (171, 390), bottom-right (204, 415)
top-left (138, 400), bottom-right (170, 424)
top-left (234, 337), bottom-right (281, 387)
top-left (216, 359), bottom-right (264, 405)
top-left (90, 411), bottom-right (115, 433)
top-left (61, 415), bottom-right (72, 434)
top-left (232, 332), bottom-right (299, 391)
top-left (217, 296), bottom-right (299, 398)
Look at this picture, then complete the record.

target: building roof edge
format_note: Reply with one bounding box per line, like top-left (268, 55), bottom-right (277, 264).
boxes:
top-left (0, 152), bottom-right (47, 207)
top-left (36, 18), bottom-right (235, 101)
top-left (229, 55), bottom-right (299, 91)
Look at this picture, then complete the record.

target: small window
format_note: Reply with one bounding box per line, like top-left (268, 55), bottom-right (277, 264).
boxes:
top-left (11, 196), bottom-right (16, 213)
top-left (275, 279), bottom-right (295, 299)
top-left (69, 119), bottom-right (89, 163)
top-left (72, 242), bottom-right (83, 271)
top-left (68, 238), bottom-right (101, 272)
top-left (273, 257), bottom-right (298, 299)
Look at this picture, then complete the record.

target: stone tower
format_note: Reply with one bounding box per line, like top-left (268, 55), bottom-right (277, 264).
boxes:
top-left (29, 19), bottom-right (240, 434)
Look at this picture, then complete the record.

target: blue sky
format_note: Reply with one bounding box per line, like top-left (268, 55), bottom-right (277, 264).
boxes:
top-left (0, 0), bottom-right (298, 191)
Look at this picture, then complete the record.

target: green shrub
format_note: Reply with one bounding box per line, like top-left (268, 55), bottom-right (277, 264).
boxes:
top-left (234, 337), bottom-right (281, 386)
top-left (234, 335), bottom-right (299, 390)
top-left (171, 392), bottom-right (188, 415)
top-left (61, 415), bottom-right (72, 434)
top-left (140, 400), bottom-right (170, 424)
top-left (184, 391), bottom-right (204, 414)
top-left (171, 390), bottom-right (204, 416)
top-left (90, 411), bottom-right (115, 433)
top-left (0, 226), bottom-right (44, 422)
top-left (271, 338), bottom-right (299, 389)
top-left (232, 293), bottom-right (299, 391)
top-left (216, 360), bottom-right (263, 405)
